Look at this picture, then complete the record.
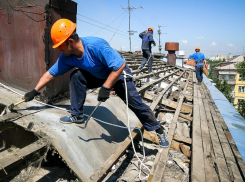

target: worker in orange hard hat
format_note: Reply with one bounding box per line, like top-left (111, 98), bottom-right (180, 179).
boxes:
top-left (23, 19), bottom-right (169, 147)
top-left (148, 27), bottom-right (154, 33)
top-left (195, 47), bottom-right (200, 52)
top-left (138, 27), bottom-right (156, 73)
top-left (189, 47), bottom-right (207, 85)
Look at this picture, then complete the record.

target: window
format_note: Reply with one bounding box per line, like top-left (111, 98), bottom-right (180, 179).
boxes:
top-left (219, 75), bottom-right (225, 79)
top-left (238, 86), bottom-right (245, 93)
top-left (229, 75), bottom-right (235, 80)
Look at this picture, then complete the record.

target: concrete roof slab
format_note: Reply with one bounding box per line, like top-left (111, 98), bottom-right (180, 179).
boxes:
top-left (0, 85), bottom-right (140, 181)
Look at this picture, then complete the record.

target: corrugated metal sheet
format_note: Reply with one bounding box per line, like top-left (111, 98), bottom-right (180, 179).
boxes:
top-left (0, 0), bottom-right (77, 101)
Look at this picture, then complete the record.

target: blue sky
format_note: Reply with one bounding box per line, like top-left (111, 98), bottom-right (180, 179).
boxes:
top-left (73, 0), bottom-right (245, 58)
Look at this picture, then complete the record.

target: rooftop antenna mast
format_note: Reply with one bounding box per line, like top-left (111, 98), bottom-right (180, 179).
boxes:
top-left (157, 25), bottom-right (167, 53)
top-left (121, 0), bottom-right (143, 52)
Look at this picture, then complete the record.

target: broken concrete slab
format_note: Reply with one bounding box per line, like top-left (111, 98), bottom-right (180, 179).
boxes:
top-left (0, 85), bottom-right (141, 181)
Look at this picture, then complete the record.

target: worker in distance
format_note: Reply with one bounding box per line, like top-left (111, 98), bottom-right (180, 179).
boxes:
top-left (23, 19), bottom-right (169, 147)
top-left (138, 27), bottom-right (156, 73)
top-left (189, 47), bottom-right (207, 85)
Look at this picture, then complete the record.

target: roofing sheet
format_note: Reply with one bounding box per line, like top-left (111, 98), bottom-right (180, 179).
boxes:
top-left (203, 75), bottom-right (245, 160)
top-left (0, 84), bottom-right (140, 181)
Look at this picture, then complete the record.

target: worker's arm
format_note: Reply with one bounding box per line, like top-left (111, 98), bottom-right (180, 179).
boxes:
top-left (103, 62), bottom-right (125, 88)
top-left (23, 71), bottom-right (54, 101)
top-left (149, 33), bottom-right (156, 46)
top-left (35, 71), bottom-right (54, 91)
top-left (139, 31), bottom-right (146, 38)
top-left (98, 62), bottom-right (126, 102)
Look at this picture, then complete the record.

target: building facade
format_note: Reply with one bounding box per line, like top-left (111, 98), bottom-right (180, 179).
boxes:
top-left (213, 56), bottom-right (245, 106)
top-left (234, 74), bottom-right (245, 106)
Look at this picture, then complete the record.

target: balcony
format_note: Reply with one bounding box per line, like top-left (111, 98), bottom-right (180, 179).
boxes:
top-left (220, 79), bottom-right (236, 85)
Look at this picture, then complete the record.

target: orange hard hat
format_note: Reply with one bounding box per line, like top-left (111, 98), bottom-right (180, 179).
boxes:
top-left (51, 19), bottom-right (76, 48)
top-left (148, 27), bottom-right (154, 33)
top-left (195, 47), bottom-right (200, 51)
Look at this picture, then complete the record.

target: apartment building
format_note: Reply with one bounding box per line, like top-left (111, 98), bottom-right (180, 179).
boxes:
top-left (213, 56), bottom-right (245, 105)
top-left (234, 73), bottom-right (245, 105)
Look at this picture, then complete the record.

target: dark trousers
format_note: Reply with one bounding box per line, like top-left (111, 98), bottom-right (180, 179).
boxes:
top-left (140, 50), bottom-right (152, 73)
top-left (69, 65), bottom-right (161, 131)
top-left (195, 65), bottom-right (203, 82)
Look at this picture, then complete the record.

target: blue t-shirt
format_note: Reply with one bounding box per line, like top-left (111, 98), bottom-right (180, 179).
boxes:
top-left (189, 52), bottom-right (205, 67)
top-left (48, 37), bottom-right (125, 79)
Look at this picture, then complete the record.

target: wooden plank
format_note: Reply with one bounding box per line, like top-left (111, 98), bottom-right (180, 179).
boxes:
top-left (157, 109), bottom-right (189, 114)
top-left (172, 91), bottom-right (193, 101)
top-left (202, 84), bottom-right (243, 181)
top-left (215, 114), bottom-right (245, 180)
top-left (147, 148), bottom-right (162, 182)
top-left (197, 89), bottom-right (219, 182)
top-left (87, 123), bottom-right (143, 182)
top-left (137, 70), bottom-right (179, 93)
top-left (134, 68), bottom-right (174, 80)
top-left (187, 88), bottom-right (193, 93)
top-left (150, 72), bottom-right (185, 110)
top-left (202, 85), bottom-right (245, 179)
top-left (201, 87), bottom-right (231, 182)
top-left (0, 139), bottom-right (48, 180)
top-left (143, 94), bottom-right (193, 114)
top-left (161, 99), bottom-right (192, 113)
top-left (151, 73), bottom-right (191, 182)
top-left (88, 70), bottom-right (186, 182)
top-left (179, 113), bottom-right (193, 122)
top-left (170, 140), bottom-right (190, 151)
top-left (191, 73), bottom-right (206, 182)
top-left (173, 136), bottom-right (192, 145)
top-left (180, 143), bottom-right (191, 159)
top-left (143, 130), bottom-right (159, 144)
top-left (131, 65), bottom-right (170, 74)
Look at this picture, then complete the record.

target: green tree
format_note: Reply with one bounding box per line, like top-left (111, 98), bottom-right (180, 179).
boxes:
top-left (237, 100), bottom-right (245, 118)
top-left (235, 57), bottom-right (245, 81)
top-left (208, 59), bottom-right (223, 80)
top-left (213, 78), bottom-right (234, 103)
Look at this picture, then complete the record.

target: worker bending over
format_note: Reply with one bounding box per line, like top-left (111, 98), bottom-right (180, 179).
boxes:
top-left (23, 19), bottom-right (169, 147)
top-left (189, 47), bottom-right (206, 85)
top-left (138, 27), bottom-right (156, 73)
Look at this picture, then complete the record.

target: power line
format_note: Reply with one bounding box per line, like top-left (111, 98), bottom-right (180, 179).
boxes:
top-left (78, 13), bottom-right (130, 37)
top-left (91, 11), bottom-right (126, 36)
top-left (131, 11), bottom-right (159, 42)
top-left (131, 11), bottom-right (146, 28)
top-left (76, 18), bottom-right (140, 42)
top-left (109, 13), bottom-right (127, 43)
top-left (121, 0), bottom-right (143, 52)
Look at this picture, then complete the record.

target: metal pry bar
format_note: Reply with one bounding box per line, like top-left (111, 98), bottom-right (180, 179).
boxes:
top-left (84, 101), bottom-right (102, 128)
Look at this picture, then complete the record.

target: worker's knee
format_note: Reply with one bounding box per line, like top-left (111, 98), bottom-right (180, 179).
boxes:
top-left (70, 69), bottom-right (87, 85)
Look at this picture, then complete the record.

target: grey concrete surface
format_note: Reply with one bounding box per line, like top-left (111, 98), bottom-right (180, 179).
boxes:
top-left (0, 85), bottom-right (141, 181)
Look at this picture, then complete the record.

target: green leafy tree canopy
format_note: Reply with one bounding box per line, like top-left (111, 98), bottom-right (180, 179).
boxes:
top-left (235, 57), bottom-right (245, 81)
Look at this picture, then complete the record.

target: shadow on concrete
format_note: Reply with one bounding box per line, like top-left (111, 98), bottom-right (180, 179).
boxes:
top-left (77, 105), bottom-right (131, 144)
top-left (17, 104), bottom-right (133, 144)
